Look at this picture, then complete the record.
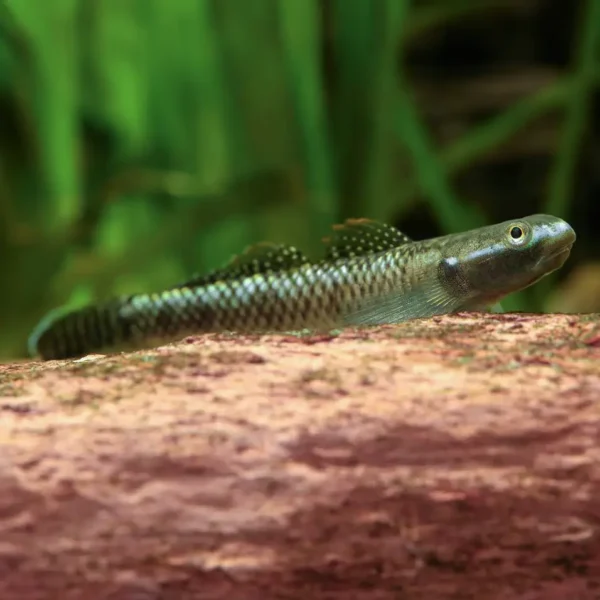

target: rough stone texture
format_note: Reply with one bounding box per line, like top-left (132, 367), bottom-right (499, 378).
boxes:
top-left (1, 312), bottom-right (600, 599)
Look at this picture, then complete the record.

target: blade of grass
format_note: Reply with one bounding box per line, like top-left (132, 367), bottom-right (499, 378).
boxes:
top-left (278, 0), bottom-right (338, 238)
top-left (545, 0), bottom-right (600, 218)
top-left (406, 0), bottom-right (531, 44)
top-left (360, 0), bottom-right (412, 222)
top-left (188, 0), bottom-right (246, 275)
top-left (390, 72), bottom-right (600, 218)
top-left (396, 76), bottom-right (485, 233)
top-left (84, 0), bottom-right (148, 159)
top-left (9, 0), bottom-right (80, 233)
top-left (330, 0), bottom-right (373, 218)
top-left (535, 0), bottom-right (600, 308)
top-left (212, 1), bottom-right (308, 250)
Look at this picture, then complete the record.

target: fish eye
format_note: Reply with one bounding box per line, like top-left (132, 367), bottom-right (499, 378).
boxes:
top-left (506, 223), bottom-right (529, 245)
top-left (510, 226), bottom-right (523, 239)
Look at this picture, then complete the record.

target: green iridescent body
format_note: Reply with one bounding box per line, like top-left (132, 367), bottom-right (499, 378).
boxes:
top-left (28, 214), bottom-right (575, 360)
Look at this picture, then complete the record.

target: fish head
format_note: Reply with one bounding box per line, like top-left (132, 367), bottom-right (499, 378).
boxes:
top-left (438, 214), bottom-right (576, 306)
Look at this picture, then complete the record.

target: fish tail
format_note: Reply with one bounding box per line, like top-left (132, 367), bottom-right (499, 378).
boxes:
top-left (29, 287), bottom-right (218, 360)
top-left (28, 299), bottom-right (133, 360)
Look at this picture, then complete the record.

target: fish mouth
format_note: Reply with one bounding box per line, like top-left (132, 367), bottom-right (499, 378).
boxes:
top-left (543, 243), bottom-right (574, 270)
top-left (522, 242), bottom-right (574, 289)
top-left (523, 245), bottom-right (573, 291)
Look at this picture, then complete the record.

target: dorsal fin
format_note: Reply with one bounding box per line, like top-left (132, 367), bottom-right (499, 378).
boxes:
top-left (322, 218), bottom-right (413, 261)
top-left (174, 242), bottom-right (310, 288)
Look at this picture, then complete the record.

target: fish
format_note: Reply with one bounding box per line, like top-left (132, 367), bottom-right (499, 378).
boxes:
top-left (28, 214), bottom-right (576, 360)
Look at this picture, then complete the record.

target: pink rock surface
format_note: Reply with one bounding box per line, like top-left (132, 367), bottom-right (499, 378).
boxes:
top-left (1, 312), bottom-right (599, 599)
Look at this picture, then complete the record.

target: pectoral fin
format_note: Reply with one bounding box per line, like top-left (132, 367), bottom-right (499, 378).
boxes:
top-left (342, 273), bottom-right (465, 326)
top-left (489, 302), bottom-right (504, 313)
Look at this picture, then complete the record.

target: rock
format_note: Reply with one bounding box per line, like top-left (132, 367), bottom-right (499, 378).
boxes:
top-left (1, 312), bottom-right (599, 599)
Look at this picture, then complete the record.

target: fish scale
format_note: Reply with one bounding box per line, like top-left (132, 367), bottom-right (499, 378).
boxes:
top-left (28, 214), bottom-right (576, 360)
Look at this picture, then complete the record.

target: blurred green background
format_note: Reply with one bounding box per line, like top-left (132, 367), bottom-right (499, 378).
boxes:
top-left (1, 0), bottom-right (599, 360)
